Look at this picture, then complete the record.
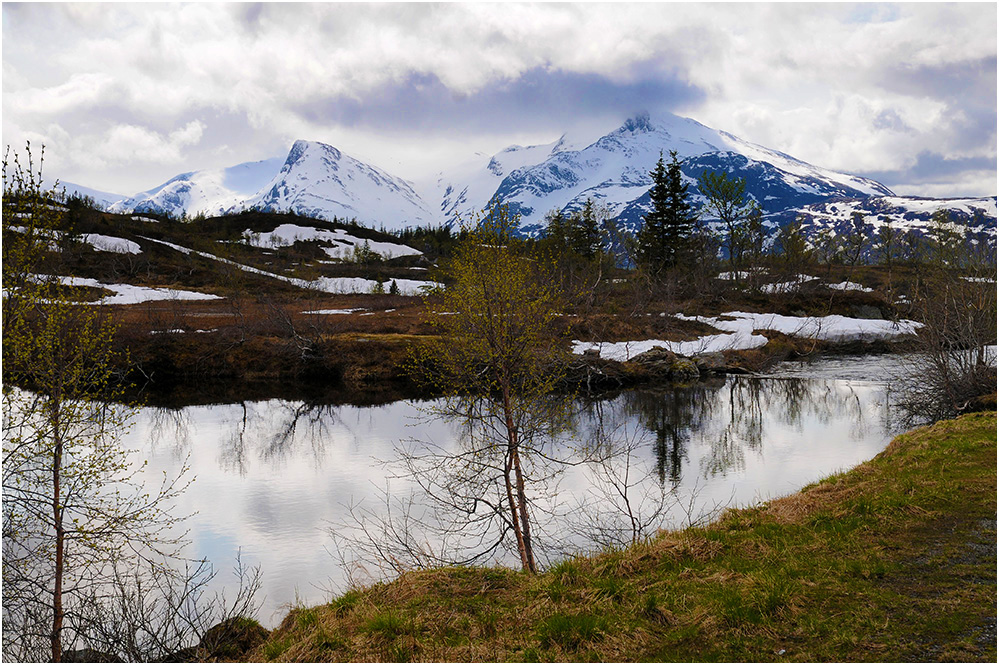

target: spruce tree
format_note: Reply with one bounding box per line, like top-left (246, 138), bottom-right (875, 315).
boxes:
top-left (570, 199), bottom-right (601, 259)
top-left (638, 150), bottom-right (696, 271)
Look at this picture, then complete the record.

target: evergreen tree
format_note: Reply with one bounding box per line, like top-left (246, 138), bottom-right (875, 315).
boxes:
top-left (569, 199), bottom-right (602, 259)
top-left (638, 150), bottom-right (696, 271)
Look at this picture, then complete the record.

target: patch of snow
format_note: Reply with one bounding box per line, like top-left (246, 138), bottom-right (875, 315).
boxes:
top-left (760, 275), bottom-right (819, 293)
top-left (827, 281), bottom-right (874, 292)
top-left (81, 233), bottom-right (142, 254)
top-left (131, 216), bottom-right (160, 223)
top-left (303, 308), bottom-right (366, 315)
top-left (141, 236), bottom-right (436, 296)
top-left (575, 311), bottom-right (923, 361)
top-left (242, 223), bottom-right (422, 259)
top-left (150, 329), bottom-right (217, 334)
top-left (962, 276), bottom-right (996, 283)
top-left (678, 311), bottom-right (921, 342)
top-left (54, 276), bottom-right (223, 305)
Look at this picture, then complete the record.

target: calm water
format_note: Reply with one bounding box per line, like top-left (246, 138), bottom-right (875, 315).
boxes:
top-left (126, 356), bottom-right (902, 625)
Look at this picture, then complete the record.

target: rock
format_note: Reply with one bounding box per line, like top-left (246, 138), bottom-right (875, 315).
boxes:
top-left (197, 616), bottom-right (269, 661)
top-left (582, 348), bottom-right (601, 358)
top-left (693, 352), bottom-right (727, 373)
top-left (630, 346), bottom-right (677, 365)
top-left (669, 357), bottom-right (700, 382)
top-left (63, 649), bottom-right (122, 663)
top-left (850, 304), bottom-right (884, 320)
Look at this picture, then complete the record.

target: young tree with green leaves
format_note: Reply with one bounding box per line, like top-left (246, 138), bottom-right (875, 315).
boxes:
top-left (402, 206), bottom-right (573, 574)
top-left (696, 169), bottom-right (754, 277)
top-left (2, 145), bottom-right (194, 662)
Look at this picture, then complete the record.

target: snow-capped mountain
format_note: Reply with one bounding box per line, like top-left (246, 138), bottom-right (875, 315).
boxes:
top-left (232, 140), bottom-right (438, 227)
top-left (440, 112), bottom-right (894, 233)
top-left (109, 157), bottom-right (284, 217)
top-left (81, 111), bottom-right (994, 244)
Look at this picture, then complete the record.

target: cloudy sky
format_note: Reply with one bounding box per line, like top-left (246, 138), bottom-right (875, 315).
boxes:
top-left (2, 2), bottom-right (995, 198)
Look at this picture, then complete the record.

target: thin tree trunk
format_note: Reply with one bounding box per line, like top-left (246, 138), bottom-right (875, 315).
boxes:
top-left (500, 380), bottom-right (535, 573)
top-left (510, 448), bottom-right (536, 573)
top-left (51, 399), bottom-right (64, 663)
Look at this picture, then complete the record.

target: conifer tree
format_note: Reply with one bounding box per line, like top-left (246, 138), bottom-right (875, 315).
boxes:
top-left (569, 199), bottom-right (602, 259)
top-left (638, 150), bottom-right (696, 271)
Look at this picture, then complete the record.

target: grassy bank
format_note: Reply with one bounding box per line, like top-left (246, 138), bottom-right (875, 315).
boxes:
top-left (248, 412), bottom-right (996, 662)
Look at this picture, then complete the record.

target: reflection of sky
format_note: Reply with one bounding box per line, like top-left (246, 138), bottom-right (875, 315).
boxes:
top-left (126, 372), bottom-right (896, 627)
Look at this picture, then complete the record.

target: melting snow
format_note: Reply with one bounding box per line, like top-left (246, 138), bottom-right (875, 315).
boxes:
top-left (55, 276), bottom-right (223, 305)
top-left (303, 308), bottom-right (366, 315)
top-left (827, 281), bottom-right (874, 292)
top-left (760, 275), bottom-right (819, 293)
top-left (243, 223), bottom-right (422, 259)
top-left (81, 233), bottom-right (142, 254)
top-left (574, 311), bottom-right (922, 361)
top-left (140, 236), bottom-right (436, 296)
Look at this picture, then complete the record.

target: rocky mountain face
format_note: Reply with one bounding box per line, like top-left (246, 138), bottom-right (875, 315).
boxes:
top-left (87, 113), bottom-right (995, 245)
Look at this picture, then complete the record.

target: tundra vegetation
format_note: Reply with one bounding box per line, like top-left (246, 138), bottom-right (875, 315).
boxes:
top-left (2, 142), bottom-right (995, 661)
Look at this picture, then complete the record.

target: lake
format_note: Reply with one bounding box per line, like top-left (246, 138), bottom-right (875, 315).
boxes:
top-left (127, 354), bottom-right (907, 626)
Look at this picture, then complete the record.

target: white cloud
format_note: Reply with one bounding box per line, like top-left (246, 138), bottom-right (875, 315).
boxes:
top-left (101, 120), bottom-right (204, 165)
top-left (2, 2), bottom-right (994, 196)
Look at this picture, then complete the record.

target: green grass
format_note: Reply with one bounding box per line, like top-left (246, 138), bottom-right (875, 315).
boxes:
top-left (248, 412), bottom-right (997, 662)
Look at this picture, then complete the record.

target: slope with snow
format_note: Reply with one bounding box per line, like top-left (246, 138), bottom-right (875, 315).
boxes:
top-left (234, 140), bottom-right (440, 229)
top-left (441, 112), bottom-right (894, 232)
top-left (109, 157), bottom-right (285, 218)
top-left (242, 222), bottom-right (422, 259)
top-left (783, 195), bottom-right (998, 245)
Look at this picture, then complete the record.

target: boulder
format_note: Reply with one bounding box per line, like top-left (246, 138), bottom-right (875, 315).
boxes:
top-left (630, 346), bottom-right (677, 365)
top-left (63, 649), bottom-right (122, 663)
top-left (693, 352), bottom-right (727, 373)
top-left (197, 616), bottom-right (269, 661)
top-left (670, 357), bottom-right (700, 382)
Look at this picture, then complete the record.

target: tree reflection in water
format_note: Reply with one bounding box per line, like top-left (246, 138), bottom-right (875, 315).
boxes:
top-left (610, 375), bottom-right (890, 483)
top-left (146, 401), bottom-right (343, 478)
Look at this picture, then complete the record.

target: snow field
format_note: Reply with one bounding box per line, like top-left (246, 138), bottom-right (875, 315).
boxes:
top-left (141, 236), bottom-right (436, 296)
top-left (55, 276), bottom-right (223, 305)
top-left (242, 223), bottom-right (422, 259)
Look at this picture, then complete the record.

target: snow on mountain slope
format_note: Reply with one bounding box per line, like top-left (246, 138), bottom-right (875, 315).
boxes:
top-left (109, 157), bottom-right (284, 218)
top-left (785, 195), bottom-right (997, 242)
top-left (458, 112), bottom-right (894, 232)
top-left (60, 181), bottom-right (127, 209)
top-left (418, 126), bottom-right (603, 225)
top-left (235, 140), bottom-right (440, 229)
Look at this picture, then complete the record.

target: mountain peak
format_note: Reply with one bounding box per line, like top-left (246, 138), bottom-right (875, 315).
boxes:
top-left (620, 112), bottom-right (654, 134)
top-left (287, 139), bottom-right (342, 165)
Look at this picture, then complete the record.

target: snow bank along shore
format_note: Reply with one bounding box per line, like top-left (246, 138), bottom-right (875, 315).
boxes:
top-left (573, 311), bottom-right (924, 362)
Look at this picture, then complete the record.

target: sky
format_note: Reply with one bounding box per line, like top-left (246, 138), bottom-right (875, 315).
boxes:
top-left (2, 2), bottom-right (996, 199)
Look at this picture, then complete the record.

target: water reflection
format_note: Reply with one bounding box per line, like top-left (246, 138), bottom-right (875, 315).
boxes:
top-left (127, 371), bottom-right (896, 625)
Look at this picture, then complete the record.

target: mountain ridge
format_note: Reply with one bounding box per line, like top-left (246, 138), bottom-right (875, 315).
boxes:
top-left (69, 112), bottom-right (994, 244)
